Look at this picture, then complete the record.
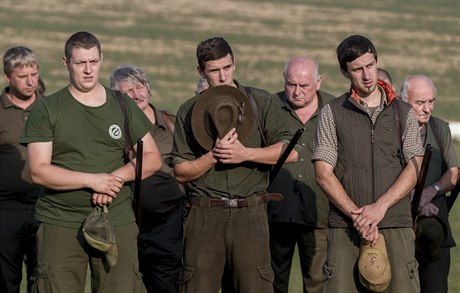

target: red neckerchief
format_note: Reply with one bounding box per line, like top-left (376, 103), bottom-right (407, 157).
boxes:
top-left (351, 80), bottom-right (396, 105)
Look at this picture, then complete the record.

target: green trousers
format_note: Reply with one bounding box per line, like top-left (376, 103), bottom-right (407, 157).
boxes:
top-left (33, 222), bottom-right (146, 293)
top-left (181, 196), bottom-right (274, 293)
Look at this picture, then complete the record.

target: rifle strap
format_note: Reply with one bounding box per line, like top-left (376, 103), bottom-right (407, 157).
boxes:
top-left (244, 87), bottom-right (268, 147)
top-left (160, 109), bottom-right (175, 133)
top-left (114, 91), bottom-right (133, 163)
top-left (391, 101), bottom-right (405, 167)
top-left (428, 117), bottom-right (447, 171)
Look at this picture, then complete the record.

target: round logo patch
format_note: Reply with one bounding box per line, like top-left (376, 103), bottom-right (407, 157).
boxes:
top-left (109, 124), bottom-right (122, 139)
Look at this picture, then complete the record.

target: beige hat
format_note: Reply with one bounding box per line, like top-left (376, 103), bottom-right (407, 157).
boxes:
top-left (83, 205), bottom-right (118, 267)
top-left (358, 233), bottom-right (391, 292)
top-left (191, 85), bottom-right (254, 151)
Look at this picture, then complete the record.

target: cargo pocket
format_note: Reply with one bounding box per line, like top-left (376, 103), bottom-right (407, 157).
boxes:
top-left (133, 261), bottom-right (147, 293)
top-left (405, 259), bottom-right (419, 279)
top-left (257, 265), bottom-right (274, 292)
top-left (32, 263), bottom-right (51, 293)
top-left (322, 260), bottom-right (336, 281)
top-left (322, 261), bottom-right (337, 293)
top-left (180, 266), bottom-right (194, 293)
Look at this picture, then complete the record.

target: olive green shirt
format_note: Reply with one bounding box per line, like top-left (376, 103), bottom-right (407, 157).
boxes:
top-left (20, 86), bottom-right (152, 228)
top-left (268, 90), bottom-right (334, 228)
top-left (0, 87), bottom-right (41, 208)
top-left (168, 81), bottom-right (294, 199)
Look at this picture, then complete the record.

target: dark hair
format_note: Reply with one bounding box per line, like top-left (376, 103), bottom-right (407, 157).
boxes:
top-left (64, 31), bottom-right (101, 60)
top-left (336, 35), bottom-right (377, 72)
top-left (196, 37), bottom-right (233, 71)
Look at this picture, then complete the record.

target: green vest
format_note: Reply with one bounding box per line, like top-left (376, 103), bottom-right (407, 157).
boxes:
top-left (329, 94), bottom-right (412, 228)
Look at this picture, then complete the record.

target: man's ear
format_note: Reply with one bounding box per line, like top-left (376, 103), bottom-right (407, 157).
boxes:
top-left (316, 75), bottom-right (323, 91)
top-left (341, 69), bottom-right (349, 79)
top-left (197, 65), bottom-right (205, 79)
top-left (62, 57), bottom-right (68, 70)
top-left (100, 53), bottom-right (103, 62)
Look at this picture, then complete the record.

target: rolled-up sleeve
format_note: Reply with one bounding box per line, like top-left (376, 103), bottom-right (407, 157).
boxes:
top-left (402, 108), bottom-right (425, 162)
top-left (312, 104), bottom-right (338, 167)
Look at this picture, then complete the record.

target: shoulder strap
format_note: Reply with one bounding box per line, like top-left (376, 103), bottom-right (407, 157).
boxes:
top-left (244, 87), bottom-right (268, 147)
top-left (428, 117), bottom-right (447, 171)
top-left (160, 110), bottom-right (175, 133)
top-left (391, 101), bottom-right (406, 167)
top-left (114, 91), bottom-right (132, 163)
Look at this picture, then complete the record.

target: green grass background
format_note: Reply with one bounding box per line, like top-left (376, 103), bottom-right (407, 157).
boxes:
top-left (1, 0), bottom-right (458, 292)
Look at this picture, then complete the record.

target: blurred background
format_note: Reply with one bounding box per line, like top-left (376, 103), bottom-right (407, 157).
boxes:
top-left (1, 0), bottom-right (458, 292)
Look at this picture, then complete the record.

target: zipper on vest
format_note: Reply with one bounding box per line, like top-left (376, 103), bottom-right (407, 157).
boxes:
top-left (371, 124), bottom-right (376, 199)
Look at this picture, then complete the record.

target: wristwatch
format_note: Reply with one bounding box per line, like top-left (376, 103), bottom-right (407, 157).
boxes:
top-left (432, 184), bottom-right (441, 195)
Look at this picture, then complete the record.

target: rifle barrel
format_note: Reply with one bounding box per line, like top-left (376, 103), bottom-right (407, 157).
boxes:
top-left (134, 138), bottom-right (143, 199)
top-left (269, 128), bottom-right (304, 184)
top-left (411, 144), bottom-right (433, 223)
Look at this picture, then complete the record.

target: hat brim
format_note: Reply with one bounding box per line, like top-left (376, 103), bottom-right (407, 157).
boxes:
top-left (105, 243), bottom-right (118, 267)
top-left (191, 85), bottom-right (254, 150)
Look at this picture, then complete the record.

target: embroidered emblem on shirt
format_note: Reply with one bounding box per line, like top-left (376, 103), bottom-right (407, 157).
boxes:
top-left (108, 124), bottom-right (122, 139)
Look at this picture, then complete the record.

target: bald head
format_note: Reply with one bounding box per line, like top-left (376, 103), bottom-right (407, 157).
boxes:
top-left (283, 57), bottom-right (321, 110)
top-left (283, 57), bottom-right (318, 79)
top-left (399, 75), bottom-right (437, 126)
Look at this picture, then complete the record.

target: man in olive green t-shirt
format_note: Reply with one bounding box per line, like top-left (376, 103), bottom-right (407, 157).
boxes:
top-left (20, 31), bottom-right (161, 293)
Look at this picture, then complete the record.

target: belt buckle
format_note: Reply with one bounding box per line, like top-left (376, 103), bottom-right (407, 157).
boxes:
top-left (224, 199), bottom-right (238, 208)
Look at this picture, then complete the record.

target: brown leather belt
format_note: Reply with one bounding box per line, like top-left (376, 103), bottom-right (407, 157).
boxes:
top-left (190, 193), bottom-right (283, 208)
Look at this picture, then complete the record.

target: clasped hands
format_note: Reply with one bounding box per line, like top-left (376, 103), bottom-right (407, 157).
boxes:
top-left (91, 173), bottom-right (124, 206)
top-left (211, 128), bottom-right (247, 164)
top-left (351, 201), bottom-right (387, 246)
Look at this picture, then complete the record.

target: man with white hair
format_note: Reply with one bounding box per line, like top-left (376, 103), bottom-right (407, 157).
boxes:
top-left (399, 75), bottom-right (458, 293)
top-left (268, 57), bottom-right (334, 293)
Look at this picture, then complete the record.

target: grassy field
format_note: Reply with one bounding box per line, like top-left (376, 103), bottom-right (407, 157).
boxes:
top-left (2, 0), bottom-right (458, 292)
top-left (0, 0), bottom-right (459, 120)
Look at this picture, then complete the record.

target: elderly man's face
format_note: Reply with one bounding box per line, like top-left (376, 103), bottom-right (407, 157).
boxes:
top-left (406, 82), bottom-right (436, 126)
top-left (117, 80), bottom-right (150, 112)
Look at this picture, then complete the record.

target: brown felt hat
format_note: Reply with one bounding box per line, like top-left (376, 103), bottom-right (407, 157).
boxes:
top-left (358, 233), bottom-right (391, 292)
top-left (83, 205), bottom-right (118, 267)
top-left (191, 85), bottom-right (254, 150)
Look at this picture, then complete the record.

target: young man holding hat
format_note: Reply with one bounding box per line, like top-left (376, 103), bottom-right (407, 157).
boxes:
top-left (167, 36), bottom-right (298, 293)
top-left (399, 75), bottom-right (458, 293)
top-left (313, 35), bottom-right (425, 292)
top-left (20, 31), bottom-right (161, 293)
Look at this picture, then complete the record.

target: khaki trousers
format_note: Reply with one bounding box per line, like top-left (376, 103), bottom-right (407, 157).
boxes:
top-left (322, 227), bottom-right (420, 293)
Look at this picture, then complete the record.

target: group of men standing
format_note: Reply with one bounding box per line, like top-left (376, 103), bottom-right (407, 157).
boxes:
top-left (0, 31), bottom-right (458, 293)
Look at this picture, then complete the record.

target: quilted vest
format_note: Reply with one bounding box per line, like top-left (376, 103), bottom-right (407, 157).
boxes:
top-left (328, 93), bottom-right (412, 228)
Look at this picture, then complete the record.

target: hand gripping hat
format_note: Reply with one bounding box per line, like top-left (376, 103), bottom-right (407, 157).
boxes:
top-left (358, 233), bottom-right (391, 292)
top-left (191, 85), bottom-right (254, 150)
top-left (83, 205), bottom-right (118, 267)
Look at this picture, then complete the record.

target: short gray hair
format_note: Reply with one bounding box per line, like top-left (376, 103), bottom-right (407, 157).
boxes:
top-left (3, 46), bottom-right (38, 77)
top-left (110, 64), bottom-right (151, 93)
